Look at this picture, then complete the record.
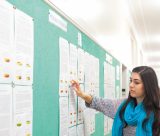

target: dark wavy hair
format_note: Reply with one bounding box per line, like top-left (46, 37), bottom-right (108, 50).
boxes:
top-left (119, 66), bottom-right (160, 135)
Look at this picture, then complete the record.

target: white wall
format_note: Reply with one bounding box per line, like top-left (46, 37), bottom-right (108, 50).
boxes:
top-left (47, 0), bottom-right (145, 69)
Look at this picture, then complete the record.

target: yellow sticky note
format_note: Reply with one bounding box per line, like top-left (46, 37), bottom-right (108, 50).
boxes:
top-left (26, 64), bottom-right (31, 68)
top-left (4, 58), bottom-right (10, 62)
top-left (16, 76), bottom-right (22, 80)
top-left (4, 74), bottom-right (10, 78)
top-left (17, 61), bottom-right (22, 66)
top-left (26, 76), bottom-right (30, 80)
top-left (17, 123), bottom-right (22, 127)
top-left (26, 121), bottom-right (31, 124)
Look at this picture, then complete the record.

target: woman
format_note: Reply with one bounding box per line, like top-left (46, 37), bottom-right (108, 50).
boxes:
top-left (71, 66), bottom-right (160, 136)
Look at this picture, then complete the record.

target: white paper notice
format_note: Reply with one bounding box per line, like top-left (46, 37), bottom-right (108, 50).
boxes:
top-left (77, 84), bottom-right (85, 124)
top-left (13, 112), bottom-right (32, 136)
top-left (14, 9), bottom-right (34, 85)
top-left (0, 1), bottom-right (14, 83)
top-left (83, 109), bottom-right (95, 136)
top-left (77, 124), bottom-right (84, 136)
top-left (0, 84), bottom-right (12, 136)
top-left (78, 32), bottom-right (82, 47)
top-left (84, 52), bottom-right (91, 84)
top-left (59, 37), bottom-right (70, 96)
top-left (49, 9), bottom-right (67, 32)
top-left (84, 53), bottom-right (99, 97)
top-left (24, 112), bottom-right (32, 136)
top-left (108, 118), bottom-right (113, 133)
top-left (77, 97), bottom-right (84, 124)
top-left (83, 109), bottom-right (90, 136)
top-left (68, 126), bottom-right (76, 136)
top-left (94, 58), bottom-right (99, 88)
top-left (68, 88), bottom-right (77, 127)
top-left (90, 111), bottom-right (95, 134)
top-left (104, 116), bottom-right (109, 135)
top-left (59, 97), bottom-right (68, 136)
top-left (69, 43), bottom-right (78, 81)
top-left (104, 84), bottom-right (115, 99)
top-left (104, 62), bottom-right (116, 98)
top-left (116, 65), bottom-right (120, 80)
top-left (13, 114), bottom-right (25, 136)
top-left (77, 48), bottom-right (85, 83)
top-left (116, 85), bottom-right (120, 98)
top-left (13, 86), bottom-right (33, 114)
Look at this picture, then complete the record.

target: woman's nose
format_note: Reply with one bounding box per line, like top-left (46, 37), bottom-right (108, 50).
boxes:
top-left (129, 82), bottom-right (134, 87)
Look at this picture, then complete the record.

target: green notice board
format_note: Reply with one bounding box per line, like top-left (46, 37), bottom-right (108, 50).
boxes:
top-left (7, 0), bottom-right (121, 136)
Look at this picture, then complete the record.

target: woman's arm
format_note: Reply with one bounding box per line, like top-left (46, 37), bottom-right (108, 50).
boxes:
top-left (70, 80), bottom-right (124, 119)
top-left (86, 96), bottom-right (124, 119)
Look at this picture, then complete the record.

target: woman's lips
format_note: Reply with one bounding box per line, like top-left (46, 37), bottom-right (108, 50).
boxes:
top-left (130, 90), bottom-right (135, 93)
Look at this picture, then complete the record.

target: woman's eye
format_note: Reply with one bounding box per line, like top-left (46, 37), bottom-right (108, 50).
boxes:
top-left (129, 80), bottom-right (140, 84)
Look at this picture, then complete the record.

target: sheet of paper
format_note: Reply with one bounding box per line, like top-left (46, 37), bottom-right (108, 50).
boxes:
top-left (84, 54), bottom-right (99, 96)
top-left (94, 87), bottom-right (99, 98)
top-left (13, 86), bottom-right (33, 114)
top-left (83, 109), bottom-right (90, 136)
top-left (84, 83), bottom-right (91, 94)
top-left (84, 52), bottom-right (91, 84)
top-left (69, 88), bottom-right (77, 127)
top-left (85, 79), bottom-right (95, 96)
top-left (77, 85), bottom-right (85, 124)
top-left (0, 1), bottom-right (14, 83)
top-left (59, 97), bottom-right (68, 136)
top-left (83, 109), bottom-right (95, 135)
top-left (111, 65), bottom-right (115, 86)
top-left (23, 112), bottom-right (32, 136)
top-left (77, 32), bottom-right (82, 47)
top-left (90, 111), bottom-right (95, 134)
top-left (68, 126), bottom-right (76, 136)
top-left (14, 9), bottom-right (34, 85)
top-left (84, 53), bottom-right (92, 95)
top-left (91, 56), bottom-right (99, 85)
top-left (77, 124), bottom-right (84, 136)
top-left (69, 43), bottom-right (78, 81)
top-left (108, 118), bottom-right (113, 133)
top-left (13, 114), bottom-right (25, 136)
top-left (104, 62), bottom-right (116, 98)
top-left (49, 9), bottom-right (67, 32)
top-left (13, 112), bottom-right (32, 136)
top-left (106, 53), bottom-right (113, 64)
top-left (0, 1), bottom-right (13, 49)
top-left (116, 85), bottom-right (120, 98)
top-left (77, 48), bottom-right (85, 83)
top-left (104, 116), bottom-right (109, 135)
top-left (59, 37), bottom-right (69, 96)
top-left (94, 58), bottom-right (99, 87)
top-left (78, 84), bottom-right (86, 124)
top-left (0, 84), bottom-right (12, 136)
top-left (104, 62), bottom-right (108, 84)
top-left (116, 65), bottom-right (120, 80)
top-left (104, 84), bottom-right (115, 98)
top-left (59, 37), bottom-right (69, 78)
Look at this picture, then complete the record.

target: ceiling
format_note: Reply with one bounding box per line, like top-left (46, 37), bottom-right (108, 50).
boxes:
top-left (47, 0), bottom-right (160, 70)
top-left (129, 0), bottom-right (160, 69)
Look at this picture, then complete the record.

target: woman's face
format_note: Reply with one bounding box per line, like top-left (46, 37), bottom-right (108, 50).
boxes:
top-left (129, 72), bottom-right (145, 103)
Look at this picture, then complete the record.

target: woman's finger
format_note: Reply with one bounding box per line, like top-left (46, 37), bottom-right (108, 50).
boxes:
top-left (70, 80), bottom-right (79, 87)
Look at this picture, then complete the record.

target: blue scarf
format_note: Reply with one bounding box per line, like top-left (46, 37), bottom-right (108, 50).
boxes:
top-left (112, 101), bottom-right (154, 136)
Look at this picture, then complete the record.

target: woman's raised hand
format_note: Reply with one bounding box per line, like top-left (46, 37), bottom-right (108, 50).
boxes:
top-left (70, 80), bottom-right (83, 97)
top-left (70, 80), bottom-right (93, 104)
